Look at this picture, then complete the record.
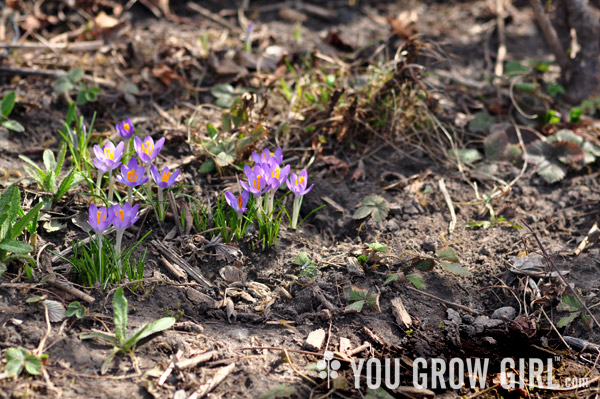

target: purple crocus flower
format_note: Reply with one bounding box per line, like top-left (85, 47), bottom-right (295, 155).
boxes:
top-left (93, 141), bottom-right (124, 171)
top-left (110, 203), bottom-right (140, 230)
top-left (225, 190), bottom-right (249, 214)
top-left (262, 158), bottom-right (290, 190)
top-left (134, 136), bottom-right (165, 164)
top-left (117, 158), bottom-right (148, 188)
top-left (88, 204), bottom-right (112, 234)
top-left (240, 164), bottom-right (269, 196)
top-left (150, 165), bottom-right (180, 188)
top-left (116, 118), bottom-right (135, 140)
top-left (251, 148), bottom-right (283, 167)
top-left (286, 170), bottom-right (314, 197)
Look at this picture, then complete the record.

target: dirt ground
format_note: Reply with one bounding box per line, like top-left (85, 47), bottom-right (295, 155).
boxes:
top-left (1, 0), bottom-right (599, 398)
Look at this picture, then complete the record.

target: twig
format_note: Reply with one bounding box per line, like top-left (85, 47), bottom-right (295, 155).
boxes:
top-left (168, 191), bottom-right (183, 236)
top-left (406, 286), bottom-right (480, 314)
top-left (438, 178), bottom-right (457, 234)
top-left (494, 0), bottom-right (507, 79)
top-left (176, 350), bottom-right (217, 370)
top-left (528, 0), bottom-right (569, 69)
top-left (571, 221), bottom-right (599, 256)
top-left (283, 348), bottom-right (317, 385)
top-left (158, 349), bottom-right (183, 386)
top-left (46, 274), bottom-right (95, 303)
top-left (525, 224), bottom-right (600, 330)
top-left (540, 308), bottom-right (571, 351)
top-left (0, 40), bottom-right (103, 51)
top-left (152, 240), bottom-right (213, 288)
top-left (186, 2), bottom-right (241, 33)
top-left (188, 362), bottom-right (235, 399)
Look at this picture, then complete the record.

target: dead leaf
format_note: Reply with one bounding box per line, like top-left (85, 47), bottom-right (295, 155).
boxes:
top-left (152, 64), bottom-right (182, 86)
top-left (324, 30), bottom-right (354, 52)
top-left (95, 12), bottom-right (120, 29)
top-left (278, 8), bottom-right (307, 23)
top-left (387, 10), bottom-right (418, 39)
top-left (320, 154), bottom-right (349, 175)
top-left (351, 159), bottom-right (366, 181)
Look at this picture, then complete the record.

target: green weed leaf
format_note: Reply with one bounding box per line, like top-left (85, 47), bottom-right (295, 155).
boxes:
top-left (112, 287), bottom-right (128, 345)
top-left (1, 91), bottom-right (16, 118)
top-left (353, 195), bottom-right (388, 222)
top-left (0, 240), bottom-right (33, 254)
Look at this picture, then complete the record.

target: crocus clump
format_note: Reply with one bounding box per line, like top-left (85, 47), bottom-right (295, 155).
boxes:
top-left (224, 146), bottom-right (315, 245)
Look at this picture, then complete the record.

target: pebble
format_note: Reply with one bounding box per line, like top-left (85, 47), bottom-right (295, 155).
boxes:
top-left (492, 306), bottom-right (516, 320)
top-left (473, 316), bottom-right (504, 330)
top-left (421, 236), bottom-right (439, 252)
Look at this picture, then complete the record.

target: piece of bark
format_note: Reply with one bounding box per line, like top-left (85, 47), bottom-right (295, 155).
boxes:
top-left (188, 363), bottom-right (235, 399)
top-left (339, 337), bottom-right (352, 354)
top-left (160, 256), bottom-right (186, 280)
top-left (305, 328), bottom-right (326, 351)
top-left (391, 297), bottom-right (412, 328)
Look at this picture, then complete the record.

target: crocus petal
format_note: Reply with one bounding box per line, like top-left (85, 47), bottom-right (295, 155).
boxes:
top-left (251, 151), bottom-right (262, 165)
top-left (133, 136), bottom-right (143, 158)
top-left (241, 190), bottom-right (249, 206)
top-left (93, 144), bottom-right (105, 161)
top-left (113, 141), bottom-right (125, 163)
top-left (240, 181), bottom-right (250, 192)
top-left (167, 169), bottom-right (180, 186)
top-left (93, 159), bottom-right (110, 173)
top-left (153, 137), bottom-right (166, 158)
top-left (224, 191), bottom-right (237, 210)
top-left (150, 165), bottom-right (161, 185)
top-left (303, 184), bottom-right (314, 196)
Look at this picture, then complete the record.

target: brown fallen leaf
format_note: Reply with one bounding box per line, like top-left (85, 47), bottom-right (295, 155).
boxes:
top-left (152, 64), bottom-right (182, 86)
top-left (351, 159), bottom-right (366, 181)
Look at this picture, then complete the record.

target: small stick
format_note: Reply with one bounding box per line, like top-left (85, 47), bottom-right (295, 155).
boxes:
top-left (406, 286), bottom-right (480, 314)
top-left (46, 275), bottom-right (95, 303)
top-left (186, 2), bottom-right (240, 33)
top-left (0, 40), bottom-right (103, 51)
top-left (176, 350), bottom-right (217, 370)
top-left (493, 0), bottom-right (507, 79)
top-left (158, 349), bottom-right (183, 386)
top-left (168, 191), bottom-right (183, 236)
top-left (346, 342), bottom-right (371, 357)
top-left (438, 178), bottom-right (457, 234)
top-left (571, 221), bottom-right (599, 256)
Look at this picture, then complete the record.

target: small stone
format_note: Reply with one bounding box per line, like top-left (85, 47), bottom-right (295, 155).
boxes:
top-left (384, 219), bottom-right (399, 232)
top-left (473, 316), bottom-right (504, 330)
top-left (479, 247), bottom-right (491, 256)
top-left (482, 336), bottom-right (497, 346)
top-left (421, 236), bottom-right (439, 252)
top-left (492, 306), bottom-right (516, 320)
top-left (305, 328), bottom-right (326, 351)
top-left (403, 200), bottom-right (419, 215)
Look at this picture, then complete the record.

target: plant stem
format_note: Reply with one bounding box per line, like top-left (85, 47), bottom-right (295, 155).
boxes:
top-left (256, 195), bottom-right (263, 222)
top-left (128, 187), bottom-right (133, 205)
top-left (158, 187), bottom-right (164, 221)
top-left (290, 195), bottom-right (303, 229)
top-left (97, 231), bottom-right (103, 281)
top-left (107, 170), bottom-right (114, 203)
top-left (95, 172), bottom-right (104, 202)
top-left (146, 167), bottom-right (153, 200)
top-left (236, 212), bottom-right (242, 239)
top-left (114, 229), bottom-right (124, 274)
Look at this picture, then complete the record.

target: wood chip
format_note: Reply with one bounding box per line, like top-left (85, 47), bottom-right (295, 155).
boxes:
top-left (339, 337), bottom-right (352, 354)
top-left (321, 196), bottom-right (345, 213)
top-left (305, 328), bottom-right (326, 351)
top-left (363, 327), bottom-right (384, 346)
top-left (391, 297), bottom-right (412, 328)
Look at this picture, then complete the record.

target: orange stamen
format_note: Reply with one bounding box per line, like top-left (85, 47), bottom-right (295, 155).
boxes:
top-left (127, 169), bottom-right (138, 182)
top-left (96, 210), bottom-right (104, 225)
top-left (124, 123), bottom-right (130, 131)
top-left (104, 147), bottom-right (114, 160)
top-left (118, 209), bottom-right (124, 221)
top-left (161, 171), bottom-right (172, 182)
top-left (272, 168), bottom-right (280, 179)
top-left (299, 176), bottom-right (305, 185)
top-left (238, 196), bottom-right (243, 209)
top-left (142, 140), bottom-right (154, 156)
top-left (253, 175), bottom-right (261, 190)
